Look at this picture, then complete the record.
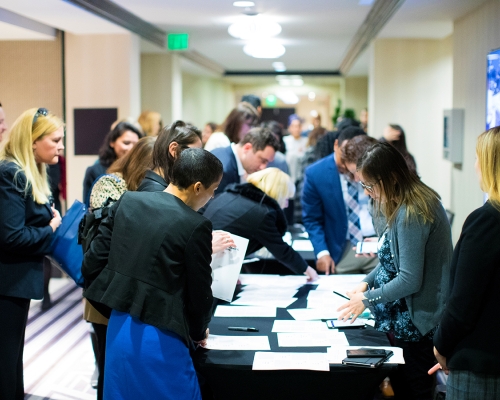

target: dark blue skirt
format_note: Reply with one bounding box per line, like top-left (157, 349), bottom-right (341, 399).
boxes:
top-left (104, 310), bottom-right (201, 400)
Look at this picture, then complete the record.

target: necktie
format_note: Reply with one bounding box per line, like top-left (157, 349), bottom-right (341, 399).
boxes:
top-left (346, 180), bottom-right (363, 246)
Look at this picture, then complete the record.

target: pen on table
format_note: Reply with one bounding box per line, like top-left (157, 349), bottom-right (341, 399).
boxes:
top-left (228, 327), bottom-right (259, 332)
top-left (333, 291), bottom-right (350, 300)
top-left (428, 363), bottom-right (442, 375)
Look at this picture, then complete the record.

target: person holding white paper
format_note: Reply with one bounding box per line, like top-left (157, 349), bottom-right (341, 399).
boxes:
top-left (203, 168), bottom-right (318, 281)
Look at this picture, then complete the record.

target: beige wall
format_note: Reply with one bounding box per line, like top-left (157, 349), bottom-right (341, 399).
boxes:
top-left (182, 72), bottom-right (235, 128)
top-left (450, 0), bottom-right (500, 239)
top-left (369, 37), bottom-right (454, 215)
top-left (141, 53), bottom-right (184, 126)
top-left (0, 33), bottom-right (63, 137)
top-left (65, 33), bottom-right (141, 204)
top-left (345, 76), bottom-right (368, 119)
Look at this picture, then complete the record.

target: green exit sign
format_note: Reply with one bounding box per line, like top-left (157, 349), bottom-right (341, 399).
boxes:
top-left (167, 33), bottom-right (189, 50)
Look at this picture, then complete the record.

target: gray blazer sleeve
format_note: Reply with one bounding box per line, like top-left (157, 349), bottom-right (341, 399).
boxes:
top-left (364, 208), bottom-right (431, 305)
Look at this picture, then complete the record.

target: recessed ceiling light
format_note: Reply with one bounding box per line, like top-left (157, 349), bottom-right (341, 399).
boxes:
top-left (233, 1), bottom-right (255, 7)
top-left (276, 90), bottom-right (299, 105)
top-left (244, 41), bottom-right (285, 59)
top-left (272, 62), bottom-right (286, 72)
top-left (308, 92), bottom-right (316, 101)
top-left (228, 18), bottom-right (281, 40)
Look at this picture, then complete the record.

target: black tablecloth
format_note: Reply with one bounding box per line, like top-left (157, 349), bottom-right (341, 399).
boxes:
top-left (194, 284), bottom-right (396, 400)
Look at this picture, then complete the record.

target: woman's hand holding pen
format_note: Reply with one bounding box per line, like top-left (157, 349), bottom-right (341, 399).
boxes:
top-left (49, 207), bottom-right (62, 232)
top-left (212, 230), bottom-right (236, 254)
top-left (337, 292), bottom-right (366, 323)
top-left (194, 328), bottom-right (210, 348)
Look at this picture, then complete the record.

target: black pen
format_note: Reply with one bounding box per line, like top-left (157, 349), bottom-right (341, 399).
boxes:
top-left (333, 291), bottom-right (350, 300)
top-left (228, 327), bottom-right (259, 332)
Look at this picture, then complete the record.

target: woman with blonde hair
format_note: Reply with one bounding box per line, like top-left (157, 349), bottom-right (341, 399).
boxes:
top-left (138, 110), bottom-right (162, 137)
top-left (434, 127), bottom-right (500, 399)
top-left (203, 167), bottom-right (318, 281)
top-left (0, 108), bottom-right (64, 399)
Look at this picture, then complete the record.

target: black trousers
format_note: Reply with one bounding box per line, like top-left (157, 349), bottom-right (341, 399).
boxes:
top-left (0, 295), bottom-right (31, 400)
top-left (92, 322), bottom-right (108, 400)
top-left (390, 335), bottom-right (436, 400)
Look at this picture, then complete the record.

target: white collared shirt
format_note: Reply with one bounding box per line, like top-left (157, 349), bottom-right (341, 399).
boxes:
top-left (231, 143), bottom-right (246, 183)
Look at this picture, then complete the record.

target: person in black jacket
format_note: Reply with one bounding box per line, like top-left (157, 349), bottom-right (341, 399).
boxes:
top-left (0, 108), bottom-right (64, 399)
top-left (137, 120), bottom-right (202, 192)
top-left (82, 148), bottom-right (222, 399)
top-left (434, 126), bottom-right (500, 399)
top-left (83, 121), bottom-right (143, 205)
top-left (203, 167), bottom-right (318, 281)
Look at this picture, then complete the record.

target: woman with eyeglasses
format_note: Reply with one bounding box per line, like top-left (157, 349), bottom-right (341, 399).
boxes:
top-left (0, 108), bottom-right (64, 399)
top-left (83, 121), bottom-right (143, 206)
top-left (433, 127), bottom-right (500, 399)
top-left (337, 142), bottom-right (452, 400)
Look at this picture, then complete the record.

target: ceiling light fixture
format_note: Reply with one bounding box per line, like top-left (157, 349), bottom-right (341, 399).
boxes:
top-left (272, 62), bottom-right (286, 72)
top-left (228, 17), bottom-right (282, 40)
top-left (244, 41), bottom-right (285, 59)
top-left (276, 90), bottom-right (299, 105)
top-left (276, 75), bottom-right (303, 86)
top-left (233, 1), bottom-right (255, 7)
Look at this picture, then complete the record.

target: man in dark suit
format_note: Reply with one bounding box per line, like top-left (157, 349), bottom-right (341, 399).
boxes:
top-left (302, 127), bottom-right (378, 275)
top-left (210, 127), bottom-right (280, 196)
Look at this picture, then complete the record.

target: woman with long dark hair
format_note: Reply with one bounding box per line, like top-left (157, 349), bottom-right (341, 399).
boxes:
top-left (338, 142), bottom-right (452, 400)
top-left (83, 121), bottom-right (143, 204)
top-left (380, 124), bottom-right (417, 173)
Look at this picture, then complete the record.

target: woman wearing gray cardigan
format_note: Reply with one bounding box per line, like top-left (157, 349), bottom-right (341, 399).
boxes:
top-left (338, 142), bottom-right (452, 400)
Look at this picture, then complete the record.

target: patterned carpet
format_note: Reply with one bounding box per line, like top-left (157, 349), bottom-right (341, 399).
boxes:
top-left (24, 279), bottom-right (97, 400)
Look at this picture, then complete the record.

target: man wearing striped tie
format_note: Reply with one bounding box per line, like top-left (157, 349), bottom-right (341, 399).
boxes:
top-left (302, 127), bottom-right (378, 275)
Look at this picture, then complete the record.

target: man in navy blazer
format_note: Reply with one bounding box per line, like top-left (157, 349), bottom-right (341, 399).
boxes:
top-left (210, 128), bottom-right (280, 196)
top-left (302, 128), bottom-right (377, 275)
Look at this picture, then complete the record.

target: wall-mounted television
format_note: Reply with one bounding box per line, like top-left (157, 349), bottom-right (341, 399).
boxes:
top-left (486, 48), bottom-right (500, 130)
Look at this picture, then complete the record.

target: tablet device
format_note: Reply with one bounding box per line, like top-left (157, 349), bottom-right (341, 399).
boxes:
top-left (326, 319), bottom-right (367, 329)
top-left (346, 348), bottom-right (388, 358)
top-left (342, 350), bottom-right (394, 368)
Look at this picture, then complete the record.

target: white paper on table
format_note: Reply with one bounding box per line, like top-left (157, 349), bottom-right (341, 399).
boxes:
top-left (231, 298), bottom-right (297, 308)
top-left (287, 308), bottom-right (341, 321)
top-left (326, 346), bottom-right (405, 364)
top-left (211, 234), bottom-right (249, 302)
top-left (252, 352), bottom-right (330, 371)
top-left (238, 274), bottom-right (280, 286)
top-left (331, 319), bottom-right (368, 328)
top-left (272, 320), bottom-right (328, 333)
top-left (277, 332), bottom-right (348, 347)
top-left (314, 275), bottom-right (366, 291)
top-left (307, 298), bottom-right (346, 310)
top-left (291, 240), bottom-right (314, 252)
top-left (236, 289), bottom-right (298, 299)
top-left (214, 305), bottom-right (277, 318)
top-left (204, 335), bottom-right (271, 351)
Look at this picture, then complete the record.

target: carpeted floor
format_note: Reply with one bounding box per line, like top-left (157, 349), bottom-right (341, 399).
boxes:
top-left (24, 278), bottom-right (97, 400)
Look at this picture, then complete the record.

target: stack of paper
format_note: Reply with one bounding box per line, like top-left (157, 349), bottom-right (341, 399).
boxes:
top-left (277, 331), bottom-right (348, 347)
top-left (205, 335), bottom-right (271, 351)
top-left (252, 352), bottom-right (330, 371)
top-left (214, 305), bottom-right (277, 318)
top-left (287, 308), bottom-right (341, 321)
top-left (271, 320), bottom-right (328, 333)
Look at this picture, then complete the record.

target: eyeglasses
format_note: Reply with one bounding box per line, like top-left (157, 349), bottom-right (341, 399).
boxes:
top-left (360, 181), bottom-right (376, 193)
top-left (33, 108), bottom-right (48, 125)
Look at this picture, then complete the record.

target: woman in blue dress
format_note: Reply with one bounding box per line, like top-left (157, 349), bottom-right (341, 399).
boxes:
top-left (338, 142), bottom-right (452, 400)
top-left (82, 148), bottom-right (223, 399)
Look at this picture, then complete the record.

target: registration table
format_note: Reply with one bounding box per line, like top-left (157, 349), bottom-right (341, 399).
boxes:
top-left (194, 275), bottom-right (397, 400)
